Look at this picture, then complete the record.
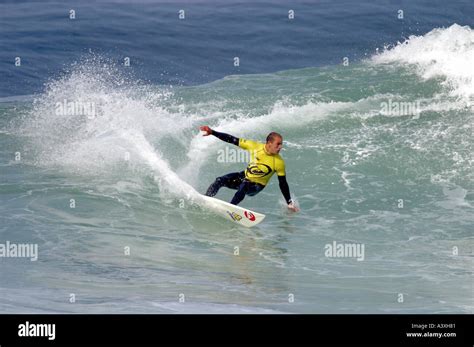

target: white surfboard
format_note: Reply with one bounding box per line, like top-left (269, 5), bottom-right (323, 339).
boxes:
top-left (200, 195), bottom-right (265, 227)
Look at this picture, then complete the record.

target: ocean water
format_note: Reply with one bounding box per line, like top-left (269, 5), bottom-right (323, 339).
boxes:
top-left (0, 0), bottom-right (473, 313)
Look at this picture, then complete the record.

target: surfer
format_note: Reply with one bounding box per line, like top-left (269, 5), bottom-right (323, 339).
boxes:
top-left (200, 126), bottom-right (299, 212)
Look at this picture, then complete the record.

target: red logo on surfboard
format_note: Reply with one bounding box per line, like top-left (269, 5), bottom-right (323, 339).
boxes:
top-left (244, 211), bottom-right (255, 221)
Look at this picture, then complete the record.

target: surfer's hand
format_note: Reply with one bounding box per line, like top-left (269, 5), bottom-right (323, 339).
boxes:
top-left (199, 125), bottom-right (212, 136)
top-left (288, 202), bottom-right (299, 212)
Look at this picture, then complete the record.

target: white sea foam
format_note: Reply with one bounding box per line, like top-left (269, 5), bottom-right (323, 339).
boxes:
top-left (372, 24), bottom-right (474, 101)
top-left (19, 57), bottom-right (199, 200)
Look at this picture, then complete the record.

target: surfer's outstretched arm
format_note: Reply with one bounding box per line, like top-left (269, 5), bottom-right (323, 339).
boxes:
top-left (199, 126), bottom-right (239, 146)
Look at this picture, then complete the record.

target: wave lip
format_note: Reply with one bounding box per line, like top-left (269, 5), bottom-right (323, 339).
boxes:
top-left (372, 24), bottom-right (474, 101)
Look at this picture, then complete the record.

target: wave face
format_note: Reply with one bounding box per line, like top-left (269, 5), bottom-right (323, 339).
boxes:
top-left (1, 25), bottom-right (473, 313)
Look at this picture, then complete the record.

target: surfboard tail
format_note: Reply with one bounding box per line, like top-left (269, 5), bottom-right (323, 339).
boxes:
top-left (200, 195), bottom-right (265, 227)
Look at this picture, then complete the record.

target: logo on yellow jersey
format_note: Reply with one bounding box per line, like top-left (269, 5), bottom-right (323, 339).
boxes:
top-left (247, 163), bottom-right (272, 177)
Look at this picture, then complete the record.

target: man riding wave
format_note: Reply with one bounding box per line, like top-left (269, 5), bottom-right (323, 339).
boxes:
top-left (200, 126), bottom-right (299, 212)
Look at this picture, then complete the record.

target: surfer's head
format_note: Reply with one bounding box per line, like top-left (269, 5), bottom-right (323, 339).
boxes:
top-left (265, 132), bottom-right (283, 155)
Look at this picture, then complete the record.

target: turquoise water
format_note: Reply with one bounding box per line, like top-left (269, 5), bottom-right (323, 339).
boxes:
top-left (0, 4), bottom-right (473, 313)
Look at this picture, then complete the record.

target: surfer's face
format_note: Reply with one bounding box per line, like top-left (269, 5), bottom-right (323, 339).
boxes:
top-left (266, 137), bottom-right (283, 155)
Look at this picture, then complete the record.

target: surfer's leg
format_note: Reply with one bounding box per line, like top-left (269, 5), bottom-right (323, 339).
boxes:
top-left (230, 180), bottom-right (264, 205)
top-left (230, 181), bottom-right (249, 205)
top-left (247, 183), bottom-right (264, 196)
top-left (205, 171), bottom-right (244, 197)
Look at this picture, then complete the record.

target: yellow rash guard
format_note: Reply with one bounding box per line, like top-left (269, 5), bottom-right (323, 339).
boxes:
top-left (238, 138), bottom-right (286, 186)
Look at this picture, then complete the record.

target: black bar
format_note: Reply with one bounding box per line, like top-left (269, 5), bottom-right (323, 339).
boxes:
top-left (0, 314), bottom-right (472, 345)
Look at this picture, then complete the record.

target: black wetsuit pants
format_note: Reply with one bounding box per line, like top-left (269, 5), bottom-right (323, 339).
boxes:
top-left (205, 171), bottom-right (265, 205)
